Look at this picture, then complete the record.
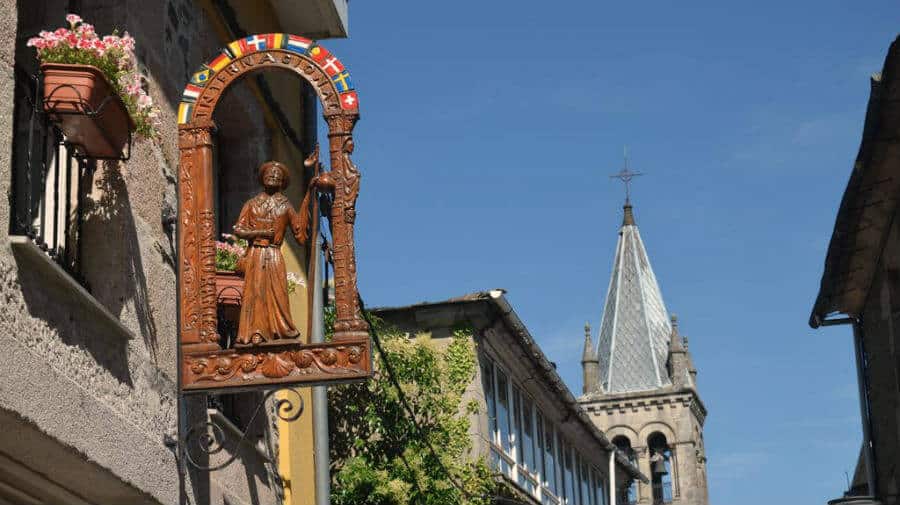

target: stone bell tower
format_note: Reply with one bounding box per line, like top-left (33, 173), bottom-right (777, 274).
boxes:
top-left (579, 199), bottom-right (709, 505)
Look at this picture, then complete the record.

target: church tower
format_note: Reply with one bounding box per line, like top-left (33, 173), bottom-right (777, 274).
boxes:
top-left (579, 199), bottom-right (709, 505)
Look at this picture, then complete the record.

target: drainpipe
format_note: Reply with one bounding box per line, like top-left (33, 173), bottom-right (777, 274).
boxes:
top-left (609, 449), bottom-right (617, 505)
top-left (852, 321), bottom-right (877, 498)
top-left (817, 316), bottom-right (877, 498)
top-left (311, 235), bottom-right (331, 505)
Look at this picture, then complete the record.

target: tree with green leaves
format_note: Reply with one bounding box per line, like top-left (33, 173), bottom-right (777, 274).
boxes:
top-left (327, 312), bottom-right (495, 505)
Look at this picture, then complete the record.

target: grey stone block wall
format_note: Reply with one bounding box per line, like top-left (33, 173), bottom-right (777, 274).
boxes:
top-left (582, 391), bottom-right (709, 505)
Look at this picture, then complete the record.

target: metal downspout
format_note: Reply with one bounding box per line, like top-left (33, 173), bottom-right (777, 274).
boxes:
top-left (817, 316), bottom-right (877, 498)
top-left (852, 321), bottom-right (878, 498)
top-left (312, 235), bottom-right (331, 505)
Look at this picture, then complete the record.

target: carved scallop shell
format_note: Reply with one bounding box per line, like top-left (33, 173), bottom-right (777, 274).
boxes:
top-left (260, 353), bottom-right (295, 378)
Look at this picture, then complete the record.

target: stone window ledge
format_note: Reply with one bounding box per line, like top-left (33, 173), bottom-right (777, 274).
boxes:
top-left (9, 235), bottom-right (135, 342)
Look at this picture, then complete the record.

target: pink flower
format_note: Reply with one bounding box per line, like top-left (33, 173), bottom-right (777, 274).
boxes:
top-left (78, 23), bottom-right (96, 39)
top-left (76, 38), bottom-right (92, 50)
top-left (65, 13), bottom-right (82, 28)
top-left (137, 93), bottom-right (152, 108)
top-left (120, 33), bottom-right (135, 51)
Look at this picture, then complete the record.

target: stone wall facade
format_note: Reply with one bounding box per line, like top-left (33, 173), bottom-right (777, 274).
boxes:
top-left (0, 1), bottom-right (321, 503)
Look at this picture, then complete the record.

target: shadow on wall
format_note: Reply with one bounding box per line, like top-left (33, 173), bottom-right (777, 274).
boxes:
top-left (79, 161), bottom-right (160, 361)
top-left (11, 246), bottom-right (133, 386)
top-left (180, 394), bottom-right (277, 505)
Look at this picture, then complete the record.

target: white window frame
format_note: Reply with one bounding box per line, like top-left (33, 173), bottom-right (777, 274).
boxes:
top-left (484, 357), bottom-right (608, 505)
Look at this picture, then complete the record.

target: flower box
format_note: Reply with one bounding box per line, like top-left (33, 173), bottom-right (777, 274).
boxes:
top-left (42, 63), bottom-right (135, 159)
top-left (28, 14), bottom-right (158, 156)
top-left (216, 270), bottom-right (244, 308)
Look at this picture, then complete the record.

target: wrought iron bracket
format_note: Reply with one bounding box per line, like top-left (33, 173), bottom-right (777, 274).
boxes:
top-left (178, 387), bottom-right (304, 472)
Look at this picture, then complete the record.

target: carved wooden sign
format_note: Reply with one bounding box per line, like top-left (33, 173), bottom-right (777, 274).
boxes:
top-left (177, 34), bottom-right (370, 392)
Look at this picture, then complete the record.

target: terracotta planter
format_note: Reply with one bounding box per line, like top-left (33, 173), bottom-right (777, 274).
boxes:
top-left (215, 270), bottom-right (244, 307)
top-left (41, 63), bottom-right (135, 159)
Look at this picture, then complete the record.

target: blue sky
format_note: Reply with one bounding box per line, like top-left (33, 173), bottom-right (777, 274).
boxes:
top-left (324, 2), bottom-right (900, 503)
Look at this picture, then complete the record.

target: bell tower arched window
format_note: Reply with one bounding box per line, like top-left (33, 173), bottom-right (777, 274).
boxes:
top-left (648, 433), bottom-right (673, 504)
top-left (612, 436), bottom-right (638, 504)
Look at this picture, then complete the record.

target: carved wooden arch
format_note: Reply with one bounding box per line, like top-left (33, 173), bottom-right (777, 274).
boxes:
top-left (177, 34), bottom-right (369, 391)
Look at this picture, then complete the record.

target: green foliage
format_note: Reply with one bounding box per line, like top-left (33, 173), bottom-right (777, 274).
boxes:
top-left (328, 312), bottom-right (495, 505)
top-left (215, 247), bottom-right (238, 272)
top-left (215, 235), bottom-right (247, 271)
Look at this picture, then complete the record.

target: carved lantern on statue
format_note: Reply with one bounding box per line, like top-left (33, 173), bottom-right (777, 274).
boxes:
top-left (176, 34), bottom-right (371, 392)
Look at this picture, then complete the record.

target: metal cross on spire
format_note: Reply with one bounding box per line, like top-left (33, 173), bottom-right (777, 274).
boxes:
top-left (609, 146), bottom-right (643, 204)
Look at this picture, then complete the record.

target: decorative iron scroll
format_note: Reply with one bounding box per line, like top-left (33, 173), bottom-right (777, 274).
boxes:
top-left (177, 34), bottom-right (371, 391)
top-left (183, 388), bottom-right (304, 471)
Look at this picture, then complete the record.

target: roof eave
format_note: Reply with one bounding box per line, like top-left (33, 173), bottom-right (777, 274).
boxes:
top-left (811, 35), bottom-right (900, 328)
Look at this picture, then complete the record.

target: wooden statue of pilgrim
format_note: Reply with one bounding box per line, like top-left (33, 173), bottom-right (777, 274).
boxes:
top-left (232, 160), bottom-right (315, 346)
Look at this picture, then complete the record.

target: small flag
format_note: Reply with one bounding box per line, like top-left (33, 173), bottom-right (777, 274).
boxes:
top-left (308, 45), bottom-right (330, 64)
top-left (190, 67), bottom-right (212, 85)
top-left (227, 38), bottom-right (248, 58)
top-left (340, 90), bottom-right (358, 110)
top-left (208, 51), bottom-right (232, 72)
top-left (245, 34), bottom-right (267, 52)
top-left (177, 102), bottom-right (193, 124)
top-left (332, 71), bottom-right (352, 92)
top-left (272, 33), bottom-right (284, 50)
top-left (182, 84), bottom-right (202, 102)
top-left (285, 34), bottom-right (311, 54)
top-left (321, 56), bottom-right (345, 77)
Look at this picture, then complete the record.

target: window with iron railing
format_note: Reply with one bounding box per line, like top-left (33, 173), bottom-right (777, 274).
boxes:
top-left (10, 64), bottom-right (94, 288)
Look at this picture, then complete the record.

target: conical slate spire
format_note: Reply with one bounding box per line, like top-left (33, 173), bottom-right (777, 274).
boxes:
top-left (596, 202), bottom-right (673, 393)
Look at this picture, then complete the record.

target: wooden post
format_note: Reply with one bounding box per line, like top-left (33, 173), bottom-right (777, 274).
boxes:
top-left (178, 119), bottom-right (220, 353)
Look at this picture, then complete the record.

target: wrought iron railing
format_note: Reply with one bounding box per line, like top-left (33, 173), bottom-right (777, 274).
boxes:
top-left (10, 65), bottom-right (94, 288)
